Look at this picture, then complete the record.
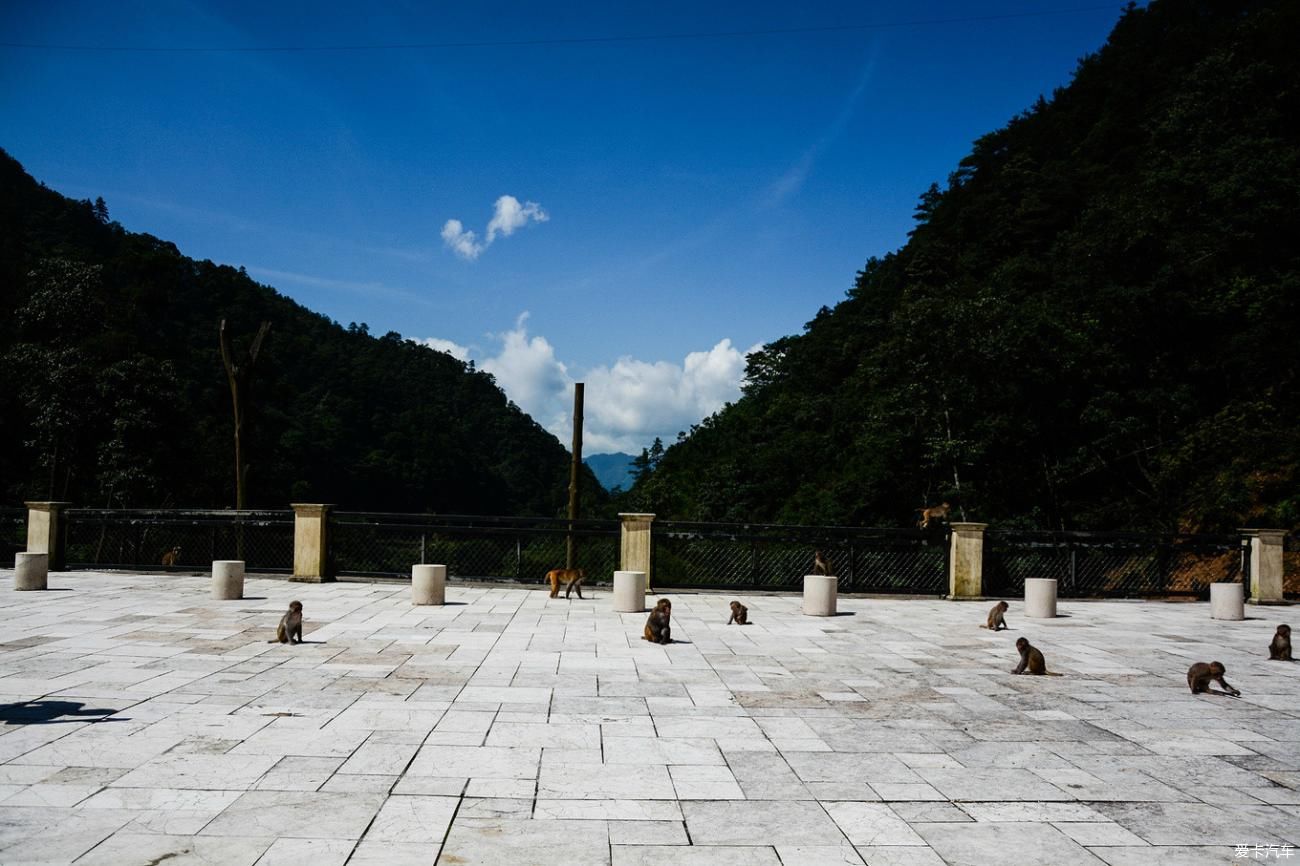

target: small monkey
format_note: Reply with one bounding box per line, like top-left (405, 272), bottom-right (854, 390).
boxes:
top-left (160, 546), bottom-right (181, 566)
top-left (728, 601), bottom-right (749, 625)
top-left (916, 502), bottom-right (951, 529)
top-left (981, 601), bottom-right (1009, 631)
top-left (1011, 637), bottom-right (1061, 676)
top-left (545, 568), bottom-right (585, 600)
top-left (1268, 625), bottom-right (1292, 661)
top-left (812, 550), bottom-right (832, 576)
top-left (1187, 661), bottom-right (1239, 696)
top-left (271, 601), bottom-right (303, 645)
top-left (643, 598), bottom-right (672, 644)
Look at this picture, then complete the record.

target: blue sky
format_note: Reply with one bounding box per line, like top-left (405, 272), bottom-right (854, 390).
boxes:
top-left (0, 1), bottom-right (1131, 454)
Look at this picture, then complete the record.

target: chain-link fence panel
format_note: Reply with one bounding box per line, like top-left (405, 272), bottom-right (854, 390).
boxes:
top-left (63, 509), bottom-right (294, 572)
top-left (1285, 534), bottom-right (1299, 599)
top-left (1, 509), bottom-right (26, 565)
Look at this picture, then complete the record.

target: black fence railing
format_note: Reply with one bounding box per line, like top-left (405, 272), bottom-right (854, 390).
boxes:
top-left (330, 512), bottom-right (620, 582)
top-left (62, 509), bottom-right (294, 573)
top-left (653, 520), bottom-right (949, 593)
top-left (1, 508), bottom-right (26, 563)
top-left (984, 530), bottom-right (1248, 599)
top-left (1285, 533), bottom-right (1299, 599)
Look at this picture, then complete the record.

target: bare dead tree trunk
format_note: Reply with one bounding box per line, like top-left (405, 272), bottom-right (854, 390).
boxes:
top-left (219, 320), bottom-right (271, 557)
top-left (566, 383), bottom-right (584, 570)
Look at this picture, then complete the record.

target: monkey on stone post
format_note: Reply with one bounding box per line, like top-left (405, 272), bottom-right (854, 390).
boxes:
top-left (916, 502), bottom-right (951, 530)
top-left (1269, 624), bottom-right (1292, 661)
top-left (728, 601), bottom-right (749, 625)
top-left (981, 601), bottom-right (1009, 631)
top-left (812, 550), bottom-right (832, 576)
top-left (271, 601), bottom-right (303, 645)
top-left (642, 598), bottom-right (672, 644)
top-left (1010, 637), bottom-right (1061, 676)
top-left (1187, 661), bottom-right (1239, 696)
top-left (161, 546), bottom-right (182, 567)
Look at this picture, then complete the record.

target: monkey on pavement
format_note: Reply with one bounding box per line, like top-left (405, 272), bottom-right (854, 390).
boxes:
top-left (271, 601), bottom-right (303, 645)
top-left (643, 598), bottom-right (672, 644)
top-left (1011, 637), bottom-right (1061, 676)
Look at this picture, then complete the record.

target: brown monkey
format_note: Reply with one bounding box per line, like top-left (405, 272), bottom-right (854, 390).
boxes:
top-left (812, 550), bottom-right (832, 576)
top-left (642, 598), bottom-right (672, 644)
top-left (1187, 661), bottom-right (1239, 696)
top-left (1269, 624), bottom-right (1292, 661)
top-left (271, 601), bottom-right (303, 645)
top-left (545, 568), bottom-right (585, 600)
top-left (728, 601), bottom-right (749, 625)
top-left (160, 546), bottom-right (181, 566)
top-left (981, 601), bottom-right (1009, 631)
top-left (916, 502), bottom-right (951, 529)
top-left (1011, 637), bottom-right (1061, 676)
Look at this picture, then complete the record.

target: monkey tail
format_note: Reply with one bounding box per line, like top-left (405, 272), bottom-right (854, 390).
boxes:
top-left (1044, 671), bottom-right (1064, 677)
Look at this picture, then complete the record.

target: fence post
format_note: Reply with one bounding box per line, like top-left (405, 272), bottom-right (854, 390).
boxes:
top-left (620, 513), bottom-right (655, 585)
top-left (1242, 529), bottom-right (1286, 604)
top-left (25, 501), bottom-right (71, 572)
top-left (291, 504), bottom-right (334, 583)
top-left (948, 522), bottom-right (987, 599)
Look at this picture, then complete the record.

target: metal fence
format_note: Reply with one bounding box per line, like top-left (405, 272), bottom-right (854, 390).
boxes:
top-left (1, 508), bottom-right (26, 564)
top-left (653, 520), bottom-right (949, 593)
top-left (1286, 533), bottom-right (1299, 598)
top-left (62, 509), bottom-right (294, 572)
top-left (330, 512), bottom-right (620, 582)
top-left (984, 530), bottom-right (1247, 599)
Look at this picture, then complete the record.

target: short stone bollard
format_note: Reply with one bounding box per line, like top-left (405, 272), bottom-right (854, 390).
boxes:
top-left (412, 564), bottom-right (447, 605)
top-left (1024, 578), bottom-right (1058, 618)
top-left (613, 570), bottom-right (647, 612)
top-left (14, 552), bottom-right (49, 591)
top-left (211, 560), bottom-right (245, 600)
top-left (1210, 582), bottom-right (1245, 621)
top-left (803, 574), bottom-right (837, 616)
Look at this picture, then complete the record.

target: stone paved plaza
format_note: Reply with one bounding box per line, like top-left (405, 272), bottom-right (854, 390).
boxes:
top-left (0, 570), bottom-right (1297, 865)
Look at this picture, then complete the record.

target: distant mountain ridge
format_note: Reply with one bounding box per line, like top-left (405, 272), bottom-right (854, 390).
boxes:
top-left (584, 453), bottom-right (636, 492)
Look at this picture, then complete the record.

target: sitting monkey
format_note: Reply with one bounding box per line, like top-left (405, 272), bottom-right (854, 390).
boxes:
top-left (271, 601), bottom-right (304, 645)
top-left (643, 598), bottom-right (672, 644)
top-left (161, 546), bottom-right (181, 566)
top-left (1269, 624), bottom-right (1292, 661)
top-left (1187, 661), bottom-right (1239, 696)
top-left (981, 601), bottom-right (1009, 631)
top-left (1010, 637), bottom-right (1061, 676)
top-left (812, 550), bottom-right (832, 576)
top-left (728, 601), bottom-right (749, 625)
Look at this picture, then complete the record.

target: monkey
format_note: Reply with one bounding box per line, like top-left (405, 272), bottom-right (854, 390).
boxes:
top-left (160, 546), bottom-right (181, 567)
top-left (1010, 637), bottom-right (1062, 676)
top-left (1187, 661), bottom-right (1240, 696)
top-left (981, 601), bottom-right (1010, 631)
top-left (642, 598), bottom-right (672, 644)
top-left (270, 601), bottom-right (303, 645)
top-left (1268, 625), bottom-right (1292, 661)
top-left (728, 601), bottom-right (749, 625)
top-left (812, 550), bottom-right (832, 576)
top-left (545, 568), bottom-right (585, 600)
top-left (916, 502), bottom-right (951, 529)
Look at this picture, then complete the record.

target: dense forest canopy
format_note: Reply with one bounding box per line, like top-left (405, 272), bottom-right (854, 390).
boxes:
top-left (0, 152), bottom-right (605, 515)
top-left (624, 0), bottom-right (1300, 532)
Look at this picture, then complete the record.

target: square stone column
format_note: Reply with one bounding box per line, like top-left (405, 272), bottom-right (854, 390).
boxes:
top-left (620, 513), bottom-right (655, 587)
top-left (291, 504), bottom-right (334, 583)
top-left (1242, 529), bottom-right (1286, 604)
top-left (25, 501), bottom-right (71, 572)
top-left (948, 522), bottom-right (987, 599)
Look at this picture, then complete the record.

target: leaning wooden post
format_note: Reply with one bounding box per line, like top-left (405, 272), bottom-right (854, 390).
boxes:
top-left (566, 383), bottom-right (584, 570)
top-left (1242, 528), bottom-right (1286, 605)
top-left (291, 504), bottom-right (334, 583)
top-left (25, 501), bottom-right (71, 572)
top-left (620, 513), bottom-right (655, 591)
top-left (948, 522), bottom-right (987, 599)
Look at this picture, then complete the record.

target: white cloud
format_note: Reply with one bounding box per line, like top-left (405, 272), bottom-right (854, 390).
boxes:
top-left (414, 336), bottom-right (471, 362)
top-left (421, 314), bottom-right (758, 454)
top-left (442, 195), bottom-right (548, 260)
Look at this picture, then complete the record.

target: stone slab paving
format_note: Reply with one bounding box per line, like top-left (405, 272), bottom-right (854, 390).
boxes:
top-left (0, 571), bottom-right (1297, 865)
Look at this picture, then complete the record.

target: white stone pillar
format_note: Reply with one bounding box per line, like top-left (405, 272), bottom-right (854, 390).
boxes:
top-left (212, 560), bottom-right (245, 600)
top-left (620, 513), bottom-right (655, 590)
top-left (613, 570), bottom-right (647, 612)
top-left (1210, 582), bottom-right (1244, 620)
top-left (25, 501), bottom-right (71, 571)
top-left (803, 574), bottom-right (837, 616)
top-left (412, 564), bottom-right (447, 605)
top-left (1242, 529), bottom-right (1286, 604)
top-left (1024, 578), bottom-right (1058, 618)
top-left (291, 503), bottom-right (334, 583)
top-left (948, 523), bottom-right (987, 599)
top-left (14, 552), bottom-right (48, 590)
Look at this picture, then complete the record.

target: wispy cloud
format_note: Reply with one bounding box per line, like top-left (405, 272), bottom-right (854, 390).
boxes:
top-left (245, 265), bottom-right (431, 306)
top-left (442, 195), bottom-right (549, 261)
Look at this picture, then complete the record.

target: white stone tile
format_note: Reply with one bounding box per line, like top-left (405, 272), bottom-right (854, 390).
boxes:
top-left (199, 791), bottom-right (385, 839)
top-left (365, 794), bottom-right (458, 842)
top-left (824, 802), bottom-right (926, 846)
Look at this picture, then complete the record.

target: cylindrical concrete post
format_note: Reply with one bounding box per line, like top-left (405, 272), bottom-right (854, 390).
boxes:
top-left (1210, 582), bottom-right (1245, 620)
top-left (1024, 578), bottom-right (1058, 618)
top-left (412, 564), bottom-right (447, 605)
top-left (612, 570), bottom-right (647, 613)
top-left (803, 574), bottom-right (837, 616)
top-left (212, 560), bottom-right (245, 600)
top-left (14, 552), bottom-right (48, 590)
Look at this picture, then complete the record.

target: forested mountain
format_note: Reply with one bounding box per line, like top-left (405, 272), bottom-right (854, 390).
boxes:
top-left (626, 0), bottom-right (1300, 532)
top-left (0, 151), bottom-right (605, 515)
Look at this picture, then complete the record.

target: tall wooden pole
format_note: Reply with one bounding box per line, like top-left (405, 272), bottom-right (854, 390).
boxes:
top-left (566, 382), bottom-right (584, 570)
